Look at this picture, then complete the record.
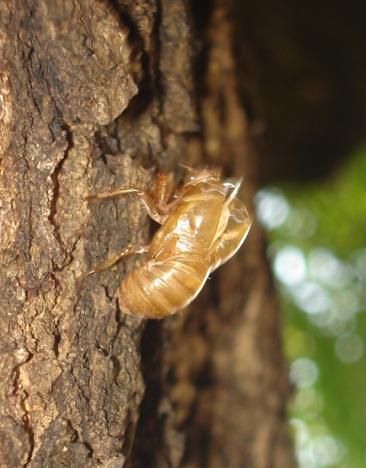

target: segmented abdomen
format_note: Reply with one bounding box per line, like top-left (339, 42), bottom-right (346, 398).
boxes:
top-left (118, 254), bottom-right (211, 319)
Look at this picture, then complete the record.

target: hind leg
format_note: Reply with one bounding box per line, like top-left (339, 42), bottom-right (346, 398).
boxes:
top-left (81, 244), bottom-right (149, 279)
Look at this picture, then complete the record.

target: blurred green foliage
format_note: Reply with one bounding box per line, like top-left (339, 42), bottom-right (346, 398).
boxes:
top-left (279, 146), bottom-right (366, 254)
top-left (257, 145), bottom-right (366, 467)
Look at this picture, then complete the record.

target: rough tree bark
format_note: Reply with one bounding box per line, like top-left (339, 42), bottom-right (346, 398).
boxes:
top-left (0, 1), bottom-right (295, 467)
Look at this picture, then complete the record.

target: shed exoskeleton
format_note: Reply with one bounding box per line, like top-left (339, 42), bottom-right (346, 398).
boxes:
top-left (87, 168), bottom-right (251, 319)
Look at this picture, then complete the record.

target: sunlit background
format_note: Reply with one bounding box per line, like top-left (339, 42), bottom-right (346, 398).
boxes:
top-left (255, 147), bottom-right (366, 467)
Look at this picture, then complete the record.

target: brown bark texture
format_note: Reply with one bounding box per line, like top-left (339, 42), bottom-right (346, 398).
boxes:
top-left (0, 1), bottom-right (296, 467)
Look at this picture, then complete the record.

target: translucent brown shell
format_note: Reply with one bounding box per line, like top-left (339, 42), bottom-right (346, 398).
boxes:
top-left (87, 168), bottom-right (251, 319)
top-left (118, 170), bottom-right (250, 318)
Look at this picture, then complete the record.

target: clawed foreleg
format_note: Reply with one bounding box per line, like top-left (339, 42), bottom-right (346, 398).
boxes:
top-left (86, 188), bottom-right (167, 224)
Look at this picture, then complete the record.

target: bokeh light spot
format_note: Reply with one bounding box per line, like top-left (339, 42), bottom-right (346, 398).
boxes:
top-left (292, 281), bottom-right (331, 315)
top-left (309, 248), bottom-right (354, 288)
top-left (286, 208), bottom-right (317, 238)
top-left (289, 357), bottom-right (319, 389)
top-left (254, 188), bottom-right (290, 229)
top-left (292, 387), bottom-right (323, 415)
top-left (309, 435), bottom-right (345, 466)
top-left (335, 333), bottom-right (364, 363)
top-left (274, 246), bottom-right (306, 286)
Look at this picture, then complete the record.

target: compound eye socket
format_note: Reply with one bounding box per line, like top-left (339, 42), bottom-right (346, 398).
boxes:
top-left (184, 174), bottom-right (196, 184)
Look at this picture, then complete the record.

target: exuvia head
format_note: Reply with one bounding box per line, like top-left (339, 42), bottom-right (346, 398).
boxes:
top-left (181, 166), bottom-right (222, 186)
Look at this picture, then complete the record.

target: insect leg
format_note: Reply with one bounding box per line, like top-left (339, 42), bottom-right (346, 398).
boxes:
top-left (85, 188), bottom-right (141, 200)
top-left (86, 188), bottom-right (166, 224)
top-left (152, 173), bottom-right (176, 213)
top-left (82, 244), bottom-right (149, 278)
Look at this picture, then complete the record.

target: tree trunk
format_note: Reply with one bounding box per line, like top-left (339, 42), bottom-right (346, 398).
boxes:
top-left (0, 1), bottom-right (295, 467)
